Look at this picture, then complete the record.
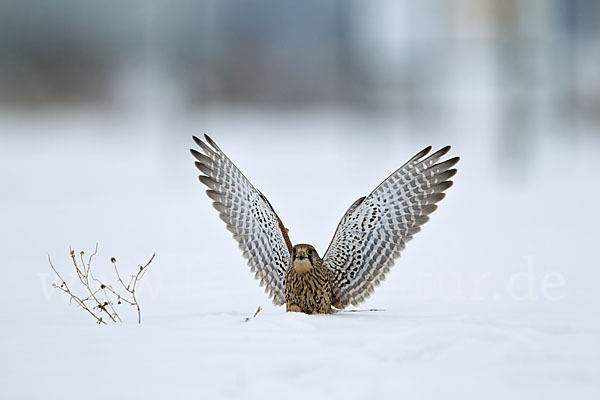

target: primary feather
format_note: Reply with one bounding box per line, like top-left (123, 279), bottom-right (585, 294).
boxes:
top-left (323, 146), bottom-right (458, 308)
top-left (191, 135), bottom-right (292, 306)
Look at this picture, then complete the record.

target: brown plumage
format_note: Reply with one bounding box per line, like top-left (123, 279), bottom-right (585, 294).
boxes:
top-left (284, 244), bottom-right (333, 314)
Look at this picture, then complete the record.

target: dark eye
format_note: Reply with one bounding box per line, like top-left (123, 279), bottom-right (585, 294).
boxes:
top-left (292, 248), bottom-right (296, 255)
top-left (307, 248), bottom-right (312, 256)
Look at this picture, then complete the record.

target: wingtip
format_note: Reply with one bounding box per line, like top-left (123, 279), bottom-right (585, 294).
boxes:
top-left (198, 175), bottom-right (218, 189)
top-left (205, 189), bottom-right (220, 201)
top-left (433, 156), bottom-right (460, 172)
top-left (425, 145), bottom-right (452, 163)
top-left (437, 168), bottom-right (458, 181)
top-left (432, 180), bottom-right (453, 192)
top-left (439, 145), bottom-right (452, 156)
top-left (192, 135), bottom-right (204, 147)
top-left (447, 156), bottom-right (460, 167)
top-left (195, 161), bottom-right (212, 175)
top-left (204, 134), bottom-right (220, 151)
top-left (190, 148), bottom-right (201, 158)
top-left (412, 145), bottom-right (432, 162)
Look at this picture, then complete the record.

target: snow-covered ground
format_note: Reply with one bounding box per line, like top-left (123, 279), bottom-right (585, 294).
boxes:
top-left (1, 107), bottom-right (599, 399)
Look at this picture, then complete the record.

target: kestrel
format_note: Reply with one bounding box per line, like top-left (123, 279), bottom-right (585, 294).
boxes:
top-left (191, 135), bottom-right (458, 314)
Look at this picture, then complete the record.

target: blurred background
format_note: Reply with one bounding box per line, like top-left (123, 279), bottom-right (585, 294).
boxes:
top-left (2, 0), bottom-right (600, 137)
top-left (1, 0), bottom-right (599, 320)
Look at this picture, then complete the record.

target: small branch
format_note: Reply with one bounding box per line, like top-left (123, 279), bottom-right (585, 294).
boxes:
top-left (48, 254), bottom-right (105, 325)
top-left (87, 243), bottom-right (98, 268)
top-left (244, 306), bottom-right (262, 322)
top-left (48, 245), bottom-right (155, 325)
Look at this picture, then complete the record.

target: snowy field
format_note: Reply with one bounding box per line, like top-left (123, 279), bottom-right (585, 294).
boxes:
top-left (1, 107), bottom-right (599, 399)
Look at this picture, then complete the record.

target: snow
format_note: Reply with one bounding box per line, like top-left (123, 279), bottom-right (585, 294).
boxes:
top-left (1, 107), bottom-right (599, 399)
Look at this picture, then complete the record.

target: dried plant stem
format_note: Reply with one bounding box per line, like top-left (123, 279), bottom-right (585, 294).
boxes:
top-left (48, 244), bottom-right (155, 324)
top-left (244, 306), bottom-right (262, 322)
top-left (48, 254), bottom-right (106, 324)
top-left (112, 253), bottom-right (155, 324)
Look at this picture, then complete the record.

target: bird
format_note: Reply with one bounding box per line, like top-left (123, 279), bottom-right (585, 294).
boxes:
top-left (190, 135), bottom-right (458, 314)
top-left (285, 244), bottom-right (333, 314)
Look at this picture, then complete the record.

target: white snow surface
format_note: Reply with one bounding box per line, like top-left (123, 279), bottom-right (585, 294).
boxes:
top-left (1, 107), bottom-right (599, 399)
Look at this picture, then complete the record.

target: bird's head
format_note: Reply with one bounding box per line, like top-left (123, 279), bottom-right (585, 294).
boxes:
top-left (291, 244), bottom-right (320, 273)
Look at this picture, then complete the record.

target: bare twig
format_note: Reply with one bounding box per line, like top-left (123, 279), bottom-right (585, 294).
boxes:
top-left (48, 244), bottom-right (155, 324)
top-left (111, 253), bottom-right (155, 324)
top-left (244, 306), bottom-right (262, 322)
top-left (48, 254), bottom-right (106, 324)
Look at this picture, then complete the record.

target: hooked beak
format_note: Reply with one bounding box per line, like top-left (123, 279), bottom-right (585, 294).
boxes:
top-left (295, 250), bottom-right (306, 261)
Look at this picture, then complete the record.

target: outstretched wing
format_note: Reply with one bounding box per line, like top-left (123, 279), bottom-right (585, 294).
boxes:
top-left (191, 135), bottom-right (293, 306)
top-left (323, 146), bottom-right (459, 309)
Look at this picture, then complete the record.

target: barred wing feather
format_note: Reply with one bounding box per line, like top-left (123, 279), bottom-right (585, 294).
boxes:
top-left (323, 146), bottom-right (459, 309)
top-left (191, 135), bottom-right (292, 306)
